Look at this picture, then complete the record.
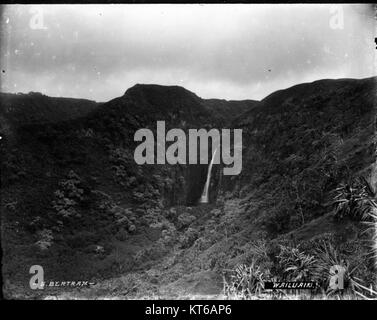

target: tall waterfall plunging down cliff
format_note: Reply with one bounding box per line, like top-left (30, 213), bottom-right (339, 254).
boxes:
top-left (200, 148), bottom-right (218, 203)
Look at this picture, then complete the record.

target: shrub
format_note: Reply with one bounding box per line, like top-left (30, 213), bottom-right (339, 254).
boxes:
top-left (176, 212), bottom-right (196, 229)
top-left (35, 229), bottom-right (54, 250)
top-left (158, 222), bottom-right (177, 247)
top-left (52, 170), bottom-right (84, 219)
top-left (179, 227), bottom-right (199, 249)
top-left (133, 242), bottom-right (167, 265)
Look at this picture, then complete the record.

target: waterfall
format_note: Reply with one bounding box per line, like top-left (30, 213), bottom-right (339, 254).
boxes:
top-left (200, 148), bottom-right (217, 203)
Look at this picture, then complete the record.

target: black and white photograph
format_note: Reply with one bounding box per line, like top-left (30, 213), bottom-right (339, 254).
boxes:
top-left (0, 3), bottom-right (376, 302)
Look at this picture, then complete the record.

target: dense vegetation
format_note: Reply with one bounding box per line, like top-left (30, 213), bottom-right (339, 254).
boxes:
top-left (1, 77), bottom-right (376, 299)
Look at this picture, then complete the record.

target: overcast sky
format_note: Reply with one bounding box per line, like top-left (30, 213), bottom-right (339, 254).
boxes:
top-left (0, 4), bottom-right (375, 102)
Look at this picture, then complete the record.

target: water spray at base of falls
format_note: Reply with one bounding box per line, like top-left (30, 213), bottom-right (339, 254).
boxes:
top-left (200, 148), bottom-right (218, 203)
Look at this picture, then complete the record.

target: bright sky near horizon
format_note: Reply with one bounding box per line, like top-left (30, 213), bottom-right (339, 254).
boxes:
top-left (0, 4), bottom-right (375, 102)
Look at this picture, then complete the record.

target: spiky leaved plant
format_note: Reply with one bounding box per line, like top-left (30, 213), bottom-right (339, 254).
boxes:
top-left (223, 260), bottom-right (269, 299)
top-left (313, 240), bottom-right (377, 299)
top-left (313, 240), bottom-right (346, 294)
top-left (277, 245), bottom-right (317, 282)
top-left (362, 190), bottom-right (377, 267)
top-left (359, 200), bottom-right (377, 298)
top-left (331, 176), bottom-right (377, 298)
top-left (333, 176), bottom-right (376, 221)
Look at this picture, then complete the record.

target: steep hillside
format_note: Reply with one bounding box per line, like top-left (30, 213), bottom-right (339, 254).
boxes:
top-left (1, 84), bottom-right (219, 298)
top-left (225, 77), bottom-right (376, 235)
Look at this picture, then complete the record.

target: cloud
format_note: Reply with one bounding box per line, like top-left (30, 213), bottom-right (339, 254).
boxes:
top-left (0, 4), bottom-right (375, 101)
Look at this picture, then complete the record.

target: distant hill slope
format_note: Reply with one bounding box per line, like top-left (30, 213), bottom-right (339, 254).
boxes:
top-left (201, 98), bottom-right (259, 125)
top-left (0, 92), bottom-right (100, 138)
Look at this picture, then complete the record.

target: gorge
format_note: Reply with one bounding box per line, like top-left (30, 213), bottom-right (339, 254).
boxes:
top-left (1, 77), bottom-right (376, 299)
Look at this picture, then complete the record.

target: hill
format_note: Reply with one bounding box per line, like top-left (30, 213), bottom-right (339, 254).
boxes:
top-left (1, 78), bottom-right (376, 299)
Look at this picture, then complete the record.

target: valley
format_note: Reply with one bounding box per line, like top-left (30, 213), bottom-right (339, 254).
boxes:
top-left (1, 77), bottom-right (376, 299)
